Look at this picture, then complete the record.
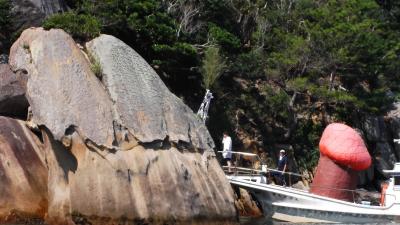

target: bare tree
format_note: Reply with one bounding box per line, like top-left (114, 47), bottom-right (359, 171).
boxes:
top-left (176, 2), bottom-right (199, 37)
top-left (163, 0), bottom-right (201, 37)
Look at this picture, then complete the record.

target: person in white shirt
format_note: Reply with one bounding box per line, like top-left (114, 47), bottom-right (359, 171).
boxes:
top-left (222, 132), bottom-right (232, 172)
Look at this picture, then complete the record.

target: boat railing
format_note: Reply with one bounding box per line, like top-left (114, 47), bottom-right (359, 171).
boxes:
top-left (218, 151), bottom-right (392, 205)
top-left (309, 185), bottom-right (398, 205)
top-left (218, 151), bottom-right (305, 186)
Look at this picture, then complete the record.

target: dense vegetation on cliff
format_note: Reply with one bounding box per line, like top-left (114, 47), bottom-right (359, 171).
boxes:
top-left (2, 0), bottom-right (400, 171)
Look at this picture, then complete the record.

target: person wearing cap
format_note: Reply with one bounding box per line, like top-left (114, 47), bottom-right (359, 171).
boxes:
top-left (278, 149), bottom-right (288, 173)
top-left (271, 149), bottom-right (288, 186)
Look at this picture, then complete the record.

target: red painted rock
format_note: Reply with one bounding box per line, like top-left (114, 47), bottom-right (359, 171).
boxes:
top-left (311, 123), bottom-right (371, 201)
top-left (319, 123), bottom-right (371, 171)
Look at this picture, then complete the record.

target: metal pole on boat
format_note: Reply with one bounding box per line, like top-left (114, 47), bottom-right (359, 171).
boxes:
top-left (235, 155), bottom-right (238, 175)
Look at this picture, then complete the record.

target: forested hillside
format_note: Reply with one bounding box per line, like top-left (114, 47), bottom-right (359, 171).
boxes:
top-left (1, 0), bottom-right (400, 177)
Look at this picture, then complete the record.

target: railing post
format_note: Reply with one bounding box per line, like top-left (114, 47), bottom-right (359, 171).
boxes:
top-left (251, 157), bottom-right (254, 176)
top-left (234, 154), bottom-right (237, 175)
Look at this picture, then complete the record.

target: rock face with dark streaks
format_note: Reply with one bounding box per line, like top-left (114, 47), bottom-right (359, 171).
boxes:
top-left (387, 102), bottom-right (400, 159)
top-left (0, 116), bottom-right (47, 222)
top-left (6, 27), bottom-right (236, 225)
top-left (356, 104), bottom-right (400, 186)
top-left (25, 0), bottom-right (68, 15)
top-left (10, 0), bottom-right (68, 34)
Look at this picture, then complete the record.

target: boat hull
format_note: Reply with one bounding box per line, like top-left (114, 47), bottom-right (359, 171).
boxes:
top-left (229, 177), bottom-right (400, 224)
top-left (257, 192), bottom-right (396, 223)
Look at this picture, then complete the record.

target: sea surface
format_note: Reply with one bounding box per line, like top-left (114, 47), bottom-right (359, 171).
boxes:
top-left (239, 217), bottom-right (388, 225)
top-left (3, 217), bottom-right (389, 225)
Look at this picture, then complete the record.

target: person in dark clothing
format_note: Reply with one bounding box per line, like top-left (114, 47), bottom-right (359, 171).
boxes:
top-left (271, 149), bottom-right (288, 186)
top-left (277, 149), bottom-right (288, 172)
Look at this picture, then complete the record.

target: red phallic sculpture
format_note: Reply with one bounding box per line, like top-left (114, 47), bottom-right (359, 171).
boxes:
top-left (310, 123), bottom-right (372, 201)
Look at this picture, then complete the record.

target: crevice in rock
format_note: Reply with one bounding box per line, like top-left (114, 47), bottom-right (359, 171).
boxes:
top-left (0, 95), bottom-right (29, 119)
top-left (0, 65), bottom-right (30, 120)
top-left (112, 120), bottom-right (139, 150)
top-left (30, 125), bottom-right (44, 144)
top-left (41, 126), bottom-right (78, 181)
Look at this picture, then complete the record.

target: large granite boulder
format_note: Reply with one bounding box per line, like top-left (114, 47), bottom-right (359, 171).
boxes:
top-left (0, 64), bottom-right (29, 119)
top-left (44, 129), bottom-right (234, 225)
top-left (8, 28), bottom-right (236, 224)
top-left (86, 34), bottom-right (214, 149)
top-left (0, 116), bottom-right (47, 223)
top-left (10, 28), bottom-right (116, 147)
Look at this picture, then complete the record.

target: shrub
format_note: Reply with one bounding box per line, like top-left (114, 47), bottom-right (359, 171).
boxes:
top-left (201, 46), bottom-right (226, 89)
top-left (231, 51), bottom-right (266, 78)
top-left (209, 24), bottom-right (241, 52)
top-left (43, 12), bottom-right (101, 40)
top-left (88, 53), bottom-right (102, 78)
top-left (0, 0), bottom-right (10, 30)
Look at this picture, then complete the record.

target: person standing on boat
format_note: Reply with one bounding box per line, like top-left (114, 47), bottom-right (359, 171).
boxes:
top-left (275, 149), bottom-right (288, 185)
top-left (222, 132), bottom-right (233, 173)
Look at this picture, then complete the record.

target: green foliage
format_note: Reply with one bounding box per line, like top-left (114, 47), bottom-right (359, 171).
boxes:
top-left (18, 0), bottom-right (398, 174)
top-left (292, 120), bottom-right (322, 171)
top-left (43, 12), bottom-right (101, 40)
top-left (152, 42), bottom-right (197, 67)
top-left (260, 84), bottom-right (290, 119)
top-left (209, 24), bottom-right (241, 52)
top-left (231, 51), bottom-right (266, 78)
top-left (0, 0), bottom-right (10, 30)
top-left (287, 77), bottom-right (309, 92)
top-left (88, 53), bottom-right (102, 78)
top-left (127, 9), bottom-right (176, 44)
top-left (201, 46), bottom-right (226, 89)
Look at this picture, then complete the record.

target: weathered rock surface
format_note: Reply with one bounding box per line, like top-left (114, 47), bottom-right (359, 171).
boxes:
top-left (362, 116), bottom-right (388, 142)
top-left (11, 0), bottom-right (44, 33)
top-left (358, 105), bottom-right (400, 185)
top-left (387, 102), bottom-right (400, 159)
top-left (0, 54), bottom-right (8, 64)
top-left (10, 29), bottom-right (215, 151)
top-left (374, 142), bottom-right (397, 170)
top-left (23, 0), bottom-right (68, 15)
top-left (0, 116), bottom-right (47, 222)
top-left (6, 28), bottom-right (236, 224)
top-left (0, 64), bottom-right (29, 119)
top-left (234, 188), bottom-right (262, 217)
top-left (44, 130), bottom-right (235, 224)
top-left (10, 28), bottom-right (116, 147)
top-left (86, 35), bottom-right (214, 149)
top-left (10, 0), bottom-right (68, 33)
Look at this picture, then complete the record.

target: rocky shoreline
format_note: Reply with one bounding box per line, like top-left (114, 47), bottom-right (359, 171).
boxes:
top-left (0, 28), bottom-right (237, 225)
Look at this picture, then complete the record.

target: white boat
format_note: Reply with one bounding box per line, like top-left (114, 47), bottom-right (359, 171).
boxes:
top-left (220, 151), bottom-right (400, 223)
